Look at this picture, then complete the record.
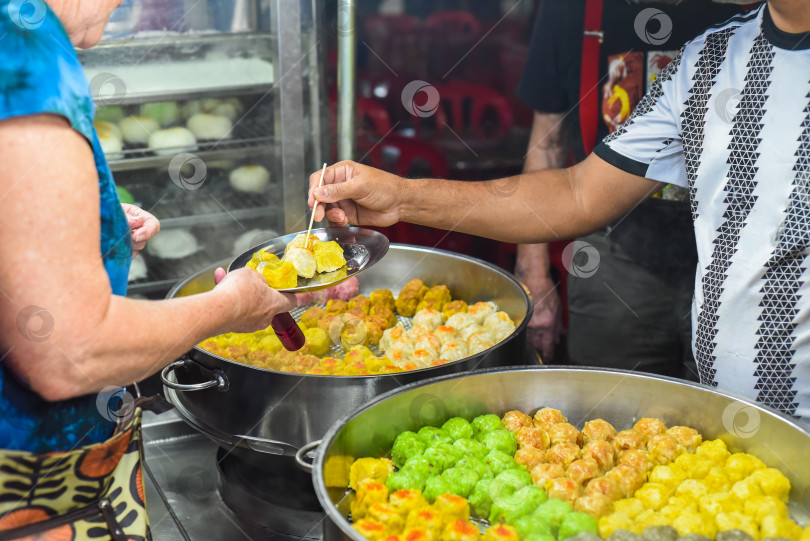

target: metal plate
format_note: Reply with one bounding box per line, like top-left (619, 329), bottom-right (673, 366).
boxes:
top-left (227, 226), bottom-right (389, 293)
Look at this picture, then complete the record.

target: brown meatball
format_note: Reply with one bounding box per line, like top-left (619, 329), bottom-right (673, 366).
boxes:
top-left (582, 419), bottom-right (618, 444)
top-left (606, 464), bottom-right (647, 498)
top-left (614, 429), bottom-right (646, 453)
top-left (618, 449), bottom-right (654, 472)
top-left (369, 304), bottom-right (397, 328)
top-left (582, 440), bottom-right (615, 472)
top-left (531, 463), bottom-right (565, 488)
top-left (566, 458), bottom-right (602, 486)
top-left (225, 344), bottom-right (250, 361)
top-left (574, 493), bottom-right (613, 519)
top-left (533, 408), bottom-right (568, 430)
top-left (548, 423), bottom-right (582, 446)
top-left (647, 434), bottom-right (685, 465)
top-left (502, 410), bottom-right (533, 433)
top-left (584, 476), bottom-right (623, 501)
top-left (348, 295), bottom-right (371, 314)
top-left (546, 477), bottom-right (583, 506)
top-left (666, 426), bottom-right (703, 453)
top-left (634, 418), bottom-right (668, 440)
top-left (516, 427), bottom-right (550, 450)
top-left (300, 306), bottom-right (325, 328)
top-left (369, 289), bottom-right (395, 311)
top-left (365, 315), bottom-right (387, 346)
top-left (318, 313), bottom-right (339, 335)
top-left (545, 443), bottom-right (582, 467)
top-left (515, 447), bottom-right (546, 471)
top-left (325, 299), bottom-right (349, 314)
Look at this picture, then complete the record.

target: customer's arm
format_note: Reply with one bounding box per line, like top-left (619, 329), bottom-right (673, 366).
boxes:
top-left (0, 114), bottom-right (295, 401)
top-left (516, 111), bottom-right (571, 359)
top-left (309, 153), bottom-right (662, 244)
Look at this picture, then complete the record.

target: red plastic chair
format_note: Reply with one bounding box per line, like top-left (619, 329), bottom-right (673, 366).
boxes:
top-left (411, 82), bottom-right (514, 143)
top-left (358, 136), bottom-right (474, 255)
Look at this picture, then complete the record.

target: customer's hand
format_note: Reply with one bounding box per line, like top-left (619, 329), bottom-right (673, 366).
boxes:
top-left (308, 161), bottom-right (403, 227)
top-left (213, 267), bottom-right (296, 333)
top-left (122, 203), bottom-right (160, 258)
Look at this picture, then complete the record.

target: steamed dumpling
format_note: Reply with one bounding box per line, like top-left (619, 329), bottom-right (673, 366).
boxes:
top-left (440, 340), bottom-right (468, 362)
top-left (468, 301), bottom-right (498, 325)
top-left (147, 127), bottom-right (197, 155)
top-left (187, 113), bottom-right (232, 140)
top-left (445, 312), bottom-right (476, 331)
top-left (229, 165), bottom-right (270, 193)
top-left (119, 115), bottom-right (159, 145)
top-left (484, 311), bottom-right (517, 342)
top-left (412, 308), bottom-right (444, 331)
top-left (282, 247), bottom-right (316, 278)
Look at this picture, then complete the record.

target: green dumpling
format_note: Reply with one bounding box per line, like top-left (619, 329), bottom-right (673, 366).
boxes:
top-left (452, 438), bottom-right (489, 460)
top-left (468, 478), bottom-right (493, 518)
top-left (525, 534), bottom-right (557, 541)
top-left (423, 475), bottom-right (452, 504)
top-left (392, 431), bottom-right (427, 468)
top-left (417, 426), bottom-right (453, 447)
top-left (558, 512), bottom-right (598, 540)
top-left (472, 414), bottom-right (504, 439)
top-left (455, 456), bottom-right (492, 480)
top-left (480, 428), bottom-right (517, 456)
top-left (442, 417), bottom-right (474, 441)
top-left (422, 442), bottom-right (459, 472)
top-left (400, 455), bottom-right (438, 479)
top-left (440, 466), bottom-right (480, 498)
top-left (385, 469), bottom-right (426, 492)
top-left (511, 514), bottom-right (555, 539)
top-left (488, 469), bottom-right (532, 509)
top-left (533, 498), bottom-right (573, 533)
top-left (485, 450), bottom-right (517, 476)
top-left (489, 485), bottom-right (547, 524)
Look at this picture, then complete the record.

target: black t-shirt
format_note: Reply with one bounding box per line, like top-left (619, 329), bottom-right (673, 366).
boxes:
top-left (517, 0), bottom-right (742, 162)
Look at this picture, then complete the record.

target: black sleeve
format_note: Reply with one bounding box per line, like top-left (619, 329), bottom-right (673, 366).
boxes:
top-left (516, 0), bottom-right (583, 114)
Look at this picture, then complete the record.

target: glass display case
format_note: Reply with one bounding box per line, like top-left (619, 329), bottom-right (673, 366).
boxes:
top-left (77, 0), bottom-right (326, 297)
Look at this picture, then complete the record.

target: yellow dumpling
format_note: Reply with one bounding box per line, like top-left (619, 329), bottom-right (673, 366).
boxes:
top-left (725, 453), bottom-right (766, 483)
top-left (247, 249), bottom-right (281, 270)
top-left (715, 511), bottom-right (759, 539)
top-left (696, 439), bottom-right (731, 466)
top-left (351, 479), bottom-right (389, 521)
top-left (352, 519), bottom-right (387, 541)
top-left (313, 240), bottom-right (346, 273)
top-left (258, 260), bottom-right (298, 289)
top-left (761, 515), bottom-right (803, 540)
top-left (304, 327), bottom-right (330, 356)
top-left (257, 334), bottom-right (283, 354)
top-left (671, 511), bottom-right (716, 538)
top-left (749, 467), bottom-right (791, 501)
top-left (635, 483), bottom-right (672, 510)
top-left (744, 495), bottom-right (789, 522)
top-left (613, 498), bottom-right (645, 519)
top-left (698, 491), bottom-right (741, 516)
top-left (349, 458), bottom-right (395, 490)
top-left (599, 513), bottom-right (634, 539)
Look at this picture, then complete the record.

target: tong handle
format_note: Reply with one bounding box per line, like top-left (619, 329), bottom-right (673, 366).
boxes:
top-left (271, 312), bottom-right (306, 351)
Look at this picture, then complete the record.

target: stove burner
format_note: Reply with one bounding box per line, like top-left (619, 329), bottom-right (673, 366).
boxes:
top-left (216, 447), bottom-right (323, 539)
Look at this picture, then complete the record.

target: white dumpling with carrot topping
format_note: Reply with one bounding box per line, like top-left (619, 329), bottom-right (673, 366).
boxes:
top-left (483, 311), bottom-right (517, 342)
top-left (412, 308), bottom-right (444, 331)
top-left (468, 301), bottom-right (498, 325)
top-left (439, 340), bottom-right (468, 362)
top-left (445, 312), bottom-right (476, 331)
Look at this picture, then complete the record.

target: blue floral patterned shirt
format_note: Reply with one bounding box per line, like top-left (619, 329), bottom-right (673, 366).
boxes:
top-left (0, 0), bottom-right (131, 453)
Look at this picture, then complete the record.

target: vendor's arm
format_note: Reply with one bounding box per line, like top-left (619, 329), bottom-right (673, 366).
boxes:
top-left (309, 153), bottom-right (662, 244)
top-left (0, 114), bottom-right (295, 401)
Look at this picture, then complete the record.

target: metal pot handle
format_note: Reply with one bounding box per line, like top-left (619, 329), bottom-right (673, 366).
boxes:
top-left (294, 440), bottom-right (321, 473)
top-left (161, 359), bottom-right (229, 392)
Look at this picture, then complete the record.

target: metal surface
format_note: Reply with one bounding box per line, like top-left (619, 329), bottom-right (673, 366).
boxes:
top-left (313, 367), bottom-right (810, 541)
top-left (164, 244), bottom-right (532, 455)
top-left (337, 0), bottom-right (356, 161)
top-left (142, 410), bottom-right (323, 540)
top-left (228, 226), bottom-right (390, 293)
top-left (275, 0), bottom-right (309, 233)
top-left (295, 440), bottom-right (322, 473)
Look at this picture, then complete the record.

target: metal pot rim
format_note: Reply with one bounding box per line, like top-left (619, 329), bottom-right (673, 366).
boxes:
top-left (311, 365), bottom-right (810, 541)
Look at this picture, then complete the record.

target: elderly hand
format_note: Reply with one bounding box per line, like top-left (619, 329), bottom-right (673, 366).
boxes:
top-left (213, 267), bottom-right (297, 333)
top-left (122, 203), bottom-right (160, 258)
top-left (308, 161), bottom-right (403, 227)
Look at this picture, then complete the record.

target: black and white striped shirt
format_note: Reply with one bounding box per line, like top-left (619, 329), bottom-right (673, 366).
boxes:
top-left (595, 4), bottom-right (810, 420)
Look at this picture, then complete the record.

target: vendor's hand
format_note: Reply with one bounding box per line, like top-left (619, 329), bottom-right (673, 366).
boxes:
top-left (213, 267), bottom-right (296, 333)
top-left (516, 265), bottom-right (563, 361)
top-left (308, 161), bottom-right (403, 227)
top-left (122, 203), bottom-right (160, 258)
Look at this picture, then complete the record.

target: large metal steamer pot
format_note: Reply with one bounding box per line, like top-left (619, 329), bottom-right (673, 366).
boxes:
top-left (161, 244), bottom-right (532, 459)
top-left (313, 367), bottom-right (810, 541)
